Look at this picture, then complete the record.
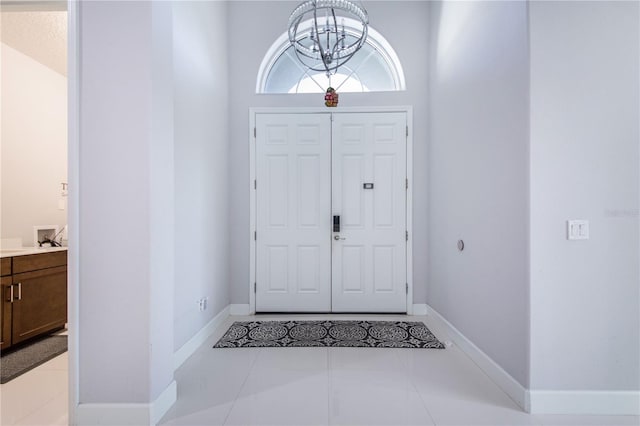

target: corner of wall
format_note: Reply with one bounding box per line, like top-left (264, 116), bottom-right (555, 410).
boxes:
top-left (75, 380), bottom-right (176, 426)
top-left (174, 305), bottom-right (230, 370)
top-left (427, 305), bottom-right (529, 411)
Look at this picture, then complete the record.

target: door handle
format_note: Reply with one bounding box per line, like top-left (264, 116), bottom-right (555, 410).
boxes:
top-left (16, 282), bottom-right (22, 301)
top-left (7, 285), bottom-right (13, 303)
top-left (334, 235), bottom-right (346, 241)
top-left (333, 215), bottom-right (340, 232)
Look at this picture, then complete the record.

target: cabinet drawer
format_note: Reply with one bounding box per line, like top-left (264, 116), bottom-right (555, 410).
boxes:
top-left (13, 251), bottom-right (67, 274)
top-left (0, 258), bottom-right (10, 276)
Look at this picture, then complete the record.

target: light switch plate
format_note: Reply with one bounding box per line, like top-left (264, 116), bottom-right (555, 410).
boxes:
top-left (567, 220), bottom-right (589, 240)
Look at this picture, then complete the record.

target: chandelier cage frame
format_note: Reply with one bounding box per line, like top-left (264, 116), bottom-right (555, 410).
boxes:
top-left (288, 0), bottom-right (369, 75)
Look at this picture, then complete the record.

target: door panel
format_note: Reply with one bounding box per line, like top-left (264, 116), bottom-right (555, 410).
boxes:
top-left (297, 246), bottom-right (321, 292)
top-left (256, 113), bottom-right (332, 312)
top-left (332, 112), bottom-right (407, 312)
top-left (266, 246), bottom-right (288, 293)
top-left (373, 245), bottom-right (395, 292)
top-left (373, 155), bottom-right (395, 227)
top-left (341, 245), bottom-right (365, 293)
top-left (297, 155), bottom-right (321, 227)
top-left (342, 155), bottom-right (365, 227)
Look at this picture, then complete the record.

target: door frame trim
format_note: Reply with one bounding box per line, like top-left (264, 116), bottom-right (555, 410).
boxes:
top-left (249, 106), bottom-right (414, 314)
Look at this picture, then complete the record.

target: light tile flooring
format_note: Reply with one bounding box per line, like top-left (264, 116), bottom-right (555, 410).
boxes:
top-left (160, 314), bottom-right (640, 426)
top-left (1, 315), bottom-right (639, 425)
top-left (1, 330), bottom-right (69, 426)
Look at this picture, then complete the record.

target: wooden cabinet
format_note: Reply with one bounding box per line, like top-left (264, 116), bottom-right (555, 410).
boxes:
top-left (0, 251), bottom-right (67, 349)
top-left (1, 257), bottom-right (11, 276)
top-left (11, 265), bottom-right (67, 345)
top-left (13, 251), bottom-right (67, 274)
top-left (1, 276), bottom-right (12, 351)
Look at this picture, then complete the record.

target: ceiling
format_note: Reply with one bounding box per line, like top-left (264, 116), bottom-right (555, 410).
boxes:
top-left (1, 10), bottom-right (67, 76)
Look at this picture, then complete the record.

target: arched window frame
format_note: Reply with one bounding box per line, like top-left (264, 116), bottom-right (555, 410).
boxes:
top-left (256, 18), bottom-right (406, 94)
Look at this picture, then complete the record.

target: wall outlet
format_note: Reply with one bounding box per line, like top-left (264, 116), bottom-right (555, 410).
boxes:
top-left (197, 297), bottom-right (208, 311)
top-left (567, 220), bottom-right (589, 240)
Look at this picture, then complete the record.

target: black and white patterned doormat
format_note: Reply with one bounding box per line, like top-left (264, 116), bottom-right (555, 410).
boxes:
top-left (214, 320), bottom-right (445, 349)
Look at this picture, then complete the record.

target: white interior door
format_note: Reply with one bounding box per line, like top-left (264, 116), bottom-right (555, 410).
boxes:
top-left (255, 111), bottom-right (407, 313)
top-left (331, 112), bottom-right (407, 312)
top-left (255, 113), bottom-right (332, 312)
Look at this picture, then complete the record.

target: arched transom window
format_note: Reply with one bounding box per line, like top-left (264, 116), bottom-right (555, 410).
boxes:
top-left (257, 19), bottom-right (405, 94)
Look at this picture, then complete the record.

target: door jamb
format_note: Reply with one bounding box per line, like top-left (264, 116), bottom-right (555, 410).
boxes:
top-left (248, 106), bottom-right (414, 315)
top-left (68, 0), bottom-right (80, 422)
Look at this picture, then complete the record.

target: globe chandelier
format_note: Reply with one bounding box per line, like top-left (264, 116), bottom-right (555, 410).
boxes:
top-left (288, 0), bottom-right (369, 76)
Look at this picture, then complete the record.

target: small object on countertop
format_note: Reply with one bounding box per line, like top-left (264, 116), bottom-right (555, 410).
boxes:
top-left (37, 238), bottom-right (60, 248)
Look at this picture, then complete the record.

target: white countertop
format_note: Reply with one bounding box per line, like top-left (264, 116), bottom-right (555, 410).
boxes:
top-left (0, 246), bottom-right (68, 258)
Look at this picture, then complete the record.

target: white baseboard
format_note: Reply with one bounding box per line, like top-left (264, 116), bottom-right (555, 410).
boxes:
top-left (230, 304), bottom-right (251, 315)
top-left (411, 304), bottom-right (428, 315)
top-left (151, 381), bottom-right (177, 424)
top-left (173, 305), bottom-right (230, 370)
top-left (426, 305), bottom-right (640, 416)
top-left (76, 380), bottom-right (176, 426)
top-left (528, 390), bottom-right (640, 415)
top-left (426, 305), bottom-right (528, 411)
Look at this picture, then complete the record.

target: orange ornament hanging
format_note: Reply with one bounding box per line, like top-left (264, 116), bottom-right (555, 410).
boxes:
top-left (324, 87), bottom-right (339, 107)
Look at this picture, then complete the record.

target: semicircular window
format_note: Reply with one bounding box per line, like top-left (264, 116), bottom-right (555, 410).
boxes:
top-left (257, 19), bottom-right (405, 94)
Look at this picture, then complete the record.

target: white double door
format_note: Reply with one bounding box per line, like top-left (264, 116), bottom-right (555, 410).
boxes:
top-left (255, 112), bottom-right (407, 312)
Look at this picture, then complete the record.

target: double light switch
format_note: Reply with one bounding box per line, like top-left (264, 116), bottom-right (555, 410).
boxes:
top-left (567, 220), bottom-right (589, 240)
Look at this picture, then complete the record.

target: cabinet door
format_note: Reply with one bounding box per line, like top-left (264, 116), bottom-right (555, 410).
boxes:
top-left (1, 276), bottom-right (12, 350)
top-left (11, 266), bottom-right (67, 345)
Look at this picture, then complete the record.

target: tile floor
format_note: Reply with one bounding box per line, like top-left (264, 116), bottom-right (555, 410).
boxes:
top-left (1, 330), bottom-right (69, 426)
top-left (1, 315), bottom-right (639, 426)
top-left (161, 314), bottom-right (640, 426)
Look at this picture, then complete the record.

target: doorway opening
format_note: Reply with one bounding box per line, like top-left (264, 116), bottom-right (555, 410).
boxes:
top-left (0, 1), bottom-right (71, 424)
top-left (249, 107), bottom-right (414, 314)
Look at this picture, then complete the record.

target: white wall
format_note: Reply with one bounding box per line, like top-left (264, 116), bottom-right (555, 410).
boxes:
top-left (172, 0), bottom-right (230, 351)
top-left (428, 1), bottom-right (530, 386)
top-left (529, 0), bottom-right (639, 398)
top-left (76, 0), bottom-right (230, 418)
top-left (228, 1), bottom-right (431, 306)
top-left (77, 0), bottom-right (174, 410)
top-left (69, 0), bottom-right (640, 419)
top-left (1, 43), bottom-right (67, 247)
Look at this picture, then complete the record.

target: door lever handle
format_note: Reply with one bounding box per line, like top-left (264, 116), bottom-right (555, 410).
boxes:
top-left (334, 235), bottom-right (346, 241)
